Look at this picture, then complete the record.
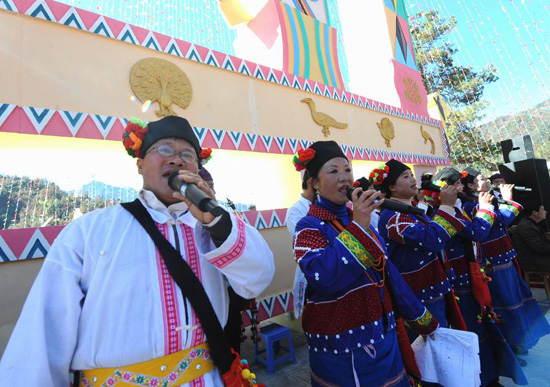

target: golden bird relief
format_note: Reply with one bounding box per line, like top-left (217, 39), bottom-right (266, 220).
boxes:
top-left (420, 125), bottom-right (436, 154)
top-left (130, 58), bottom-right (192, 118)
top-left (376, 118), bottom-right (395, 148)
top-left (301, 98), bottom-right (348, 137)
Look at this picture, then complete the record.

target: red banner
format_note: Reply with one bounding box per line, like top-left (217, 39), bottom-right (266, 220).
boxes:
top-left (392, 59), bottom-right (429, 116)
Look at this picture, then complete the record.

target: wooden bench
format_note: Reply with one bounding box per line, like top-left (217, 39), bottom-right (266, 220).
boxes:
top-left (523, 271), bottom-right (550, 301)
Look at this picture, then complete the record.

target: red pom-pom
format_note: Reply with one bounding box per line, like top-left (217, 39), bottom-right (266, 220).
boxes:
top-left (298, 148), bottom-right (316, 163)
top-left (200, 147), bottom-right (212, 160)
top-left (123, 136), bottom-right (134, 149)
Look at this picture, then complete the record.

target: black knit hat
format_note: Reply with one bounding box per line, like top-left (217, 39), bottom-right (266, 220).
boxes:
top-left (142, 116), bottom-right (200, 157)
top-left (461, 167), bottom-right (480, 186)
top-left (122, 116), bottom-right (201, 159)
top-left (434, 167), bottom-right (462, 186)
top-left (489, 173), bottom-right (504, 183)
top-left (297, 141), bottom-right (348, 178)
top-left (377, 159), bottom-right (410, 194)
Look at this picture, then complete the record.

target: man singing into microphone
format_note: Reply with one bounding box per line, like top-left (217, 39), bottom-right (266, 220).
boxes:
top-left (0, 115), bottom-right (275, 386)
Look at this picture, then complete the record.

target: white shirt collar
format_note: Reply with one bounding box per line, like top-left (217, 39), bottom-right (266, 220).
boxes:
top-left (139, 189), bottom-right (192, 224)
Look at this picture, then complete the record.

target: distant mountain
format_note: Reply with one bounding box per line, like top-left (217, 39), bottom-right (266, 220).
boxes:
top-left (71, 181), bottom-right (139, 202)
top-left (479, 98), bottom-right (550, 161)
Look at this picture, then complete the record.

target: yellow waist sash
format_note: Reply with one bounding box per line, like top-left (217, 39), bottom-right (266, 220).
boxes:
top-left (80, 343), bottom-right (214, 387)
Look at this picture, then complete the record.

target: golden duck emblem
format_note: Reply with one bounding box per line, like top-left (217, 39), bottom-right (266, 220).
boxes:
top-left (130, 58), bottom-right (192, 118)
top-left (376, 118), bottom-right (395, 148)
top-left (420, 125), bottom-right (436, 154)
top-left (301, 98), bottom-right (348, 137)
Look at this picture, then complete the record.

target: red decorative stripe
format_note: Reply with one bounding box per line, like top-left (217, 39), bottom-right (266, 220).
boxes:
top-left (449, 255), bottom-right (468, 278)
top-left (209, 217), bottom-right (246, 268)
top-left (401, 259), bottom-right (448, 294)
top-left (156, 223), bottom-right (182, 355)
top-left (482, 234), bottom-right (514, 259)
top-left (181, 223), bottom-right (205, 346)
top-left (294, 228), bottom-right (328, 262)
top-left (302, 284), bottom-right (393, 335)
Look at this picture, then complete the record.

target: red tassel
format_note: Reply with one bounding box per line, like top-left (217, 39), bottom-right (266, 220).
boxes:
top-left (469, 261), bottom-right (492, 308)
top-left (220, 350), bottom-right (249, 387)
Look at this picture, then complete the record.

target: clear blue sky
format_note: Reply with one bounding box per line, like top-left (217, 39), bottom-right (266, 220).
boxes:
top-left (405, 0), bottom-right (550, 124)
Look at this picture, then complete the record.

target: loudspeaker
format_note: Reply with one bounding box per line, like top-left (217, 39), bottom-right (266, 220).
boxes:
top-left (500, 135), bottom-right (535, 163)
top-left (499, 159), bottom-right (550, 229)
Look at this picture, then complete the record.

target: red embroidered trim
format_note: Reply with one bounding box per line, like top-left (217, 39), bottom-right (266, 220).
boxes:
top-left (387, 213), bottom-right (416, 244)
top-left (407, 309), bottom-right (439, 336)
top-left (181, 223), bottom-right (205, 346)
top-left (210, 217), bottom-right (247, 268)
top-left (307, 204), bottom-right (352, 221)
top-left (401, 259), bottom-right (448, 294)
top-left (156, 222), bottom-right (182, 355)
top-left (449, 255), bottom-right (468, 278)
top-left (302, 284), bottom-right (393, 335)
top-left (482, 234), bottom-right (514, 259)
top-left (294, 228), bottom-right (328, 262)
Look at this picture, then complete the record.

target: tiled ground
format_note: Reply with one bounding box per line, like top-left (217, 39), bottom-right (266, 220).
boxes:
top-left (241, 288), bottom-right (550, 387)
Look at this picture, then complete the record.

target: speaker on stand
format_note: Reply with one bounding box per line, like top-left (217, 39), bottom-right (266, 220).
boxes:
top-left (497, 135), bottom-right (550, 229)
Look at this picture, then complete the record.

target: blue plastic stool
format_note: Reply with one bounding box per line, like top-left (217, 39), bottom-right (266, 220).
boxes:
top-left (254, 323), bottom-right (297, 374)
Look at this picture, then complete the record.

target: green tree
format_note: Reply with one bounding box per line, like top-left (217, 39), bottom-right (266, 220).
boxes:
top-left (409, 9), bottom-right (500, 171)
top-left (0, 175), bottom-right (123, 230)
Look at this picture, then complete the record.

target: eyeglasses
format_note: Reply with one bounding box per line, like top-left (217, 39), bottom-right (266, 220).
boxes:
top-left (148, 144), bottom-right (197, 164)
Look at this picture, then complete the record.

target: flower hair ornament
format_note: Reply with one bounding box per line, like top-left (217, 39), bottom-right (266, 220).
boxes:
top-left (422, 180), bottom-right (447, 203)
top-left (122, 117), bottom-right (149, 158)
top-left (199, 147), bottom-right (213, 165)
top-left (368, 163), bottom-right (390, 186)
top-left (293, 148), bottom-right (316, 171)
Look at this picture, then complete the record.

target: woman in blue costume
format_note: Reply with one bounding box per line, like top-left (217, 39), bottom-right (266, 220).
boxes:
top-left (292, 142), bottom-right (439, 387)
top-left (461, 167), bottom-right (550, 360)
top-left (376, 160), bottom-right (466, 330)
top-left (425, 168), bottom-right (527, 386)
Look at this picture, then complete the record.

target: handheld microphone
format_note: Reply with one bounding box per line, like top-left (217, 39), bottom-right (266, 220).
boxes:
top-left (346, 188), bottom-right (425, 216)
top-left (492, 184), bottom-right (532, 192)
top-left (421, 181), bottom-right (474, 203)
top-left (168, 172), bottom-right (225, 217)
top-left (472, 191), bottom-right (506, 205)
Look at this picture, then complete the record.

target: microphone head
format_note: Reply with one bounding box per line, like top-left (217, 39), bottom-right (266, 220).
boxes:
top-left (168, 171), bottom-right (181, 191)
top-left (347, 177), bottom-right (371, 200)
top-left (346, 187), bottom-right (360, 201)
top-left (420, 181), bottom-right (442, 192)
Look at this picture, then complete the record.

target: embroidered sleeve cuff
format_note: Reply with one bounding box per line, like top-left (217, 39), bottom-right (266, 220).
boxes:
top-left (203, 215), bottom-right (247, 268)
top-left (500, 201), bottom-right (522, 217)
top-left (475, 207), bottom-right (496, 226)
top-left (432, 209), bottom-right (465, 237)
top-left (406, 308), bottom-right (439, 336)
top-left (336, 224), bottom-right (379, 270)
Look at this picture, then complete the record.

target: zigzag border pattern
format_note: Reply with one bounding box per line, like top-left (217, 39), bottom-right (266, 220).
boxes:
top-left (241, 291), bottom-right (294, 327)
top-left (0, 103), bottom-right (451, 165)
top-left (3, 0), bottom-right (442, 128)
